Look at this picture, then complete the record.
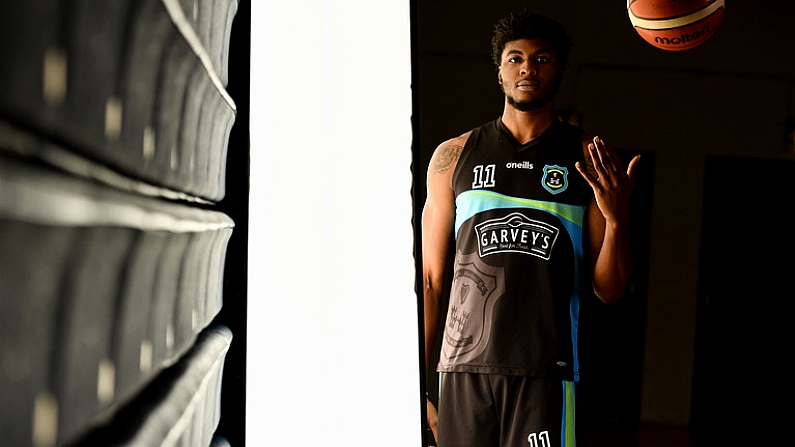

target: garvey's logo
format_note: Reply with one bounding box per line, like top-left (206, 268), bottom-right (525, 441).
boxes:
top-left (474, 212), bottom-right (559, 260)
top-left (542, 164), bottom-right (568, 194)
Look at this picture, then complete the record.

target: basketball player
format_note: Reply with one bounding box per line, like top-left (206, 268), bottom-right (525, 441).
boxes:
top-left (422, 10), bottom-right (641, 447)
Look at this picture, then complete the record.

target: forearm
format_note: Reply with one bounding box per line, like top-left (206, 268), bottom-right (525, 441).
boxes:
top-left (421, 137), bottom-right (460, 374)
top-left (592, 220), bottom-right (634, 304)
top-left (423, 279), bottom-right (443, 371)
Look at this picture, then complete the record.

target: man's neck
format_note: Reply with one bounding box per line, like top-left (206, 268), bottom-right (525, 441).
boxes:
top-left (500, 102), bottom-right (557, 145)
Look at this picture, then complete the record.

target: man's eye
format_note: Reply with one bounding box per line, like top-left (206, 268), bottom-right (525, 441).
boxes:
top-left (536, 56), bottom-right (550, 62)
top-left (508, 57), bottom-right (521, 63)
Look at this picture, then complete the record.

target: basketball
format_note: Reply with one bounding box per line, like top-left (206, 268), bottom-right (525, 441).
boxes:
top-left (628, 0), bottom-right (725, 51)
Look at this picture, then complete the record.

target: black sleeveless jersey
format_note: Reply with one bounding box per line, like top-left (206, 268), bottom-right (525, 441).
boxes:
top-left (437, 118), bottom-right (592, 381)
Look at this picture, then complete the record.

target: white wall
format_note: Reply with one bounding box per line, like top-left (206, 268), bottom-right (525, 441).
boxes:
top-left (247, 1), bottom-right (421, 446)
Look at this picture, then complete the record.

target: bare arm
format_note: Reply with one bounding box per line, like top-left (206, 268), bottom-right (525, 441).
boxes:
top-left (421, 133), bottom-right (467, 444)
top-left (421, 135), bottom-right (465, 368)
top-left (576, 135), bottom-right (641, 304)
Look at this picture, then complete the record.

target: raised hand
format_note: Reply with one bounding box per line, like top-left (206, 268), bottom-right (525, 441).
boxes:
top-left (575, 136), bottom-right (640, 225)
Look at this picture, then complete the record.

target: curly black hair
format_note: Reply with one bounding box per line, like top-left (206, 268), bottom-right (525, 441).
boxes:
top-left (491, 10), bottom-right (574, 69)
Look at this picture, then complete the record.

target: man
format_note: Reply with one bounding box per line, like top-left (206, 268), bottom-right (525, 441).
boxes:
top-left (422, 10), bottom-right (640, 447)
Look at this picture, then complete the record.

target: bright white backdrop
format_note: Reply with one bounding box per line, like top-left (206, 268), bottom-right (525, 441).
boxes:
top-left (247, 1), bottom-right (421, 446)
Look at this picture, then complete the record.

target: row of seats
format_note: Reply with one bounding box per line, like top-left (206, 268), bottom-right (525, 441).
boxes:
top-left (0, 0), bottom-right (241, 445)
top-left (0, 152), bottom-right (234, 446)
top-left (0, 0), bottom-right (238, 201)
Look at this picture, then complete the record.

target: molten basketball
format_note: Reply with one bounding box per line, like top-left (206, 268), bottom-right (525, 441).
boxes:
top-left (628, 0), bottom-right (724, 51)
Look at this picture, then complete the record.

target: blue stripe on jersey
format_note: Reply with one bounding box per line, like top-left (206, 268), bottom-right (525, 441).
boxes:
top-left (571, 294), bottom-right (581, 381)
top-left (456, 189), bottom-right (587, 381)
top-left (454, 190), bottom-right (586, 245)
top-left (561, 380), bottom-right (576, 447)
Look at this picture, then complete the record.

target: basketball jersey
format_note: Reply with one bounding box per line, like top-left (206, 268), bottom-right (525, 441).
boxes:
top-left (437, 117), bottom-right (592, 381)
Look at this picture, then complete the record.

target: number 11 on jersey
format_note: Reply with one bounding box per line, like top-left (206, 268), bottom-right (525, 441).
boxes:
top-left (472, 164), bottom-right (496, 189)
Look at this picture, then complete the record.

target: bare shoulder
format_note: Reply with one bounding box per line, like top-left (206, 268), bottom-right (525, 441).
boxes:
top-left (430, 131), bottom-right (471, 175)
top-left (580, 130), bottom-right (594, 151)
top-left (580, 130), bottom-right (596, 171)
top-left (580, 128), bottom-right (593, 139)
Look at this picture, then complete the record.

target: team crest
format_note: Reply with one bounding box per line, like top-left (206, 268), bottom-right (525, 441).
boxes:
top-left (542, 164), bottom-right (568, 194)
top-left (441, 252), bottom-right (506, 364)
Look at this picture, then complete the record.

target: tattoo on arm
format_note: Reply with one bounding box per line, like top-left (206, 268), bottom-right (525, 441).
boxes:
top-left (432, 144), bottom-right (462, 174)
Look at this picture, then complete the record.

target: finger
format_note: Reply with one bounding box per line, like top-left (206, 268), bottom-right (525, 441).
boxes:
top-left (626, 154), bottom-right (641, 178)
top-left (593, 136), bottom-right (617, 173)
top-left (576, 160), bottom-right (600, 188)
top-left (576, 160), bottom-right (593, 180)
top-left (588, 143), bottom-right (607, 175)
top-left (591, 138), bottom-right (612, 174)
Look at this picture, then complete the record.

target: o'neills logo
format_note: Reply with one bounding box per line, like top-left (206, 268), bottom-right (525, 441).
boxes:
top-left (656, 25), bottom-right (711, 46)
top-left (474, 212), bottom-right (559, 260)
top-left (506, 161), bottom-right (533, 170)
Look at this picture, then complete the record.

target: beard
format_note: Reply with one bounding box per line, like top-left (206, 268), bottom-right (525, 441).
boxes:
top-left (502, 74), bottom-right (562, 111)
top-left (506, 94), bottom-right (551, 111)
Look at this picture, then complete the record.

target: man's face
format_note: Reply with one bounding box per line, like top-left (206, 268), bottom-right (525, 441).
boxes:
top-left (498, 38), bottom-right (562, 111)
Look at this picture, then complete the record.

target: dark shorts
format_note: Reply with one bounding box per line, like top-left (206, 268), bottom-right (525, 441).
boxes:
top-left (436, 372), bottom-right (576, 447)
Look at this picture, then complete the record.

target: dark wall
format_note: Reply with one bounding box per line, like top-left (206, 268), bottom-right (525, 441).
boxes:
top-left (414, 0), bottom-right (795, 430)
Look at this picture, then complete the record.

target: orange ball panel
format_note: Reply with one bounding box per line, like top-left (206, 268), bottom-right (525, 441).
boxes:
top-left (633, 10), bottom-right (723, 51)
top-left (629, 0), bottom-right (716, 19)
